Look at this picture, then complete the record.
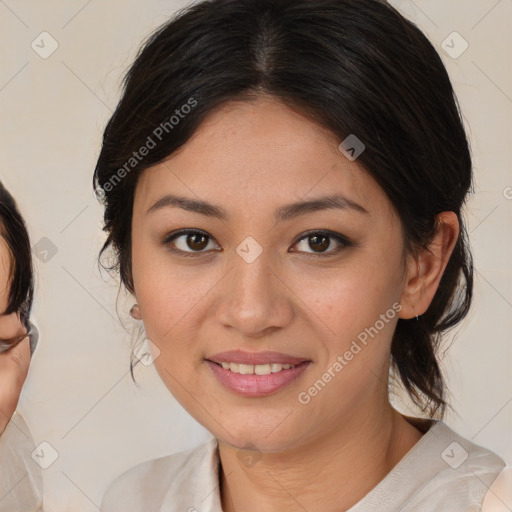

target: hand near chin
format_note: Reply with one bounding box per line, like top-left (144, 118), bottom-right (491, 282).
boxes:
top-left (0, 335), bottom-right (30, 436)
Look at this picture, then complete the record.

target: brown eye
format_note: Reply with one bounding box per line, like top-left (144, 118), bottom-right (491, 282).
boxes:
top-left (292, 230), bottom-right (352, 256)
top-left (164, 229), bottom-right (219, 255)
top-left (186, 233), bottom-right (209, 251)
top-left (308, 234), bottom-right (330, 252)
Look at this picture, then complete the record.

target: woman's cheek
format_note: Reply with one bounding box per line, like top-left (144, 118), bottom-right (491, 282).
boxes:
top-left (310, 279), bottom-right (398, 362)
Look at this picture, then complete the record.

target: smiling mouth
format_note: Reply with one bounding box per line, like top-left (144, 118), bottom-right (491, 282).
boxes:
top-left (206, 360), bottom-right (309, 375)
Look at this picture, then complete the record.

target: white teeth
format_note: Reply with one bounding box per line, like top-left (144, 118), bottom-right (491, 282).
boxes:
top-left (218, 362), bottom-right (297, 375)
top-left (239, 363), bottom-right (253, 375)
top-left (255, 364), bottom-right (271, 375)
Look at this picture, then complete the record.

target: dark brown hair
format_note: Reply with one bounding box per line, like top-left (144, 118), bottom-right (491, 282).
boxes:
top-left (93, 0), bottom-right (473, 418)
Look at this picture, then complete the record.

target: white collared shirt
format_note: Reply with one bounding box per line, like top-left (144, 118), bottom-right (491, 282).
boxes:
top-left (100, 420), bottom-right (512, 512)
top-left (1, 414), bottom-right (510, 511)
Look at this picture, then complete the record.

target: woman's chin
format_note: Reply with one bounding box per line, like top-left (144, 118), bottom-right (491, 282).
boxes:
top-left (213, 424), bottom-right (305, 455)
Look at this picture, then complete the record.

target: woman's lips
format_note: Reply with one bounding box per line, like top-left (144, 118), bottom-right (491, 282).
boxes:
top-left (206, 359), bottom-right (311, 397)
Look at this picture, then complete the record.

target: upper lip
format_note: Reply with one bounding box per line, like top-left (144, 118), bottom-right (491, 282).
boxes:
top-left (206, 350), bottom-right (310, 366)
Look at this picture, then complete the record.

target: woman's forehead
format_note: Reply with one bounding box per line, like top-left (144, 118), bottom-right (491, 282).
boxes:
top-left (133, 98), bottom-right (391, 219)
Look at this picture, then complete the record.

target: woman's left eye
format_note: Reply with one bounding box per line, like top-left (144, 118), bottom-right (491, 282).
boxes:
top-left (163, 229), bottom-right (352, 257)
top-left (291, 230), bottom-right (352, 256)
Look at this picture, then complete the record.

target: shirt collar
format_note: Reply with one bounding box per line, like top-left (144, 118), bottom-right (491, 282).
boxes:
top-left (158, 423), bottom-right (444, 512)
top-left (160, 436), bottom-right (223, 512)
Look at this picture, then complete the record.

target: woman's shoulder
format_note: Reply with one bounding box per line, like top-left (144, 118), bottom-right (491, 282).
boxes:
top-left (360, 421), bottom-right (510, 512)
top-left (100, 436), bottom-right (220, 512)
top-left (349, 418), bottom-right (509, 511)
top-left (0, 411), bottom-right (44, 511)
top-left (418, 420), bottom-right (509, 509)
top-left (424, 420), bottom-right (507, 484)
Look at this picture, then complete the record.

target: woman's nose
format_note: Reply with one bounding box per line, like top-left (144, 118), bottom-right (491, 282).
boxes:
top-left (214, 250), bottom-right (294, 338)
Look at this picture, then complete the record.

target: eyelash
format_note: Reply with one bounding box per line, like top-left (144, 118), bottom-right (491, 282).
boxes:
top-left (161, 229), bottom-right (353, 258)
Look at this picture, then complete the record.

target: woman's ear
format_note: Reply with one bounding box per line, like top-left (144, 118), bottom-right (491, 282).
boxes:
top-left (399, 211), bottom-right (459, 319)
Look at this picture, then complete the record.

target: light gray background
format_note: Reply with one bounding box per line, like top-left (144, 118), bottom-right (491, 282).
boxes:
top-left (1, 0), bottom-right (511, 510)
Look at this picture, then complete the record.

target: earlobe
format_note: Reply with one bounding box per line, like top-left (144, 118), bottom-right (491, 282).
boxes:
top-left (130, 303), bottom-right (142, 320)
top-left (399, 211), bottom-right (459, 319)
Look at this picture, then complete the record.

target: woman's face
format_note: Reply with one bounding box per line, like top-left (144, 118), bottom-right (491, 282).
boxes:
top-left (0, 235), bottom-right (27, 347)
top-left (131, 96), bottom-right (414, 451)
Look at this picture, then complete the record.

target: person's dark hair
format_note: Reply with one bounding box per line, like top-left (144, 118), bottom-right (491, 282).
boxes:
top-left (93, 0), bottom-right (473, 418)
top-left (0, 181), bottom-right (34, 331)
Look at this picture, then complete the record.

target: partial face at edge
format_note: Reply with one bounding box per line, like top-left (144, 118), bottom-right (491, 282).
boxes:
top-left (130, 96), bottom-right (411, 451)
top-left (0, 235), bottom-right (27, 346)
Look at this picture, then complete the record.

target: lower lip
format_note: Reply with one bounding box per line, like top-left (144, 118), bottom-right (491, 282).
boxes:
top-left (206, 360), bottom-right (311, 397)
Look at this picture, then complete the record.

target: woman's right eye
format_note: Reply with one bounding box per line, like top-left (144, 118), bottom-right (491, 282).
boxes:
top-left (163, 229), bottom-right (221, 256)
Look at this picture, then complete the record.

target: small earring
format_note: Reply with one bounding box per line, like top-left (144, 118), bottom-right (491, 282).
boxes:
top-left (130, 303), bottom-right (142, 320)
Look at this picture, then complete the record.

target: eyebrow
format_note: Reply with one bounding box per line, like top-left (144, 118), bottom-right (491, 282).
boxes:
top-left (146, 193), bottom-right (369, 221)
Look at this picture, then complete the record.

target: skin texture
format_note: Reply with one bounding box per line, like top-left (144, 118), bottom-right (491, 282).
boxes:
top-left (0, 235), bottom-right (30, 436)
top-left (130, 96), bottom-right (459, 511)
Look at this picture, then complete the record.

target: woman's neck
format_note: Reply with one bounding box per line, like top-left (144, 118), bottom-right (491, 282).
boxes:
top-left (218, 406), bottom-right (425, 512)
